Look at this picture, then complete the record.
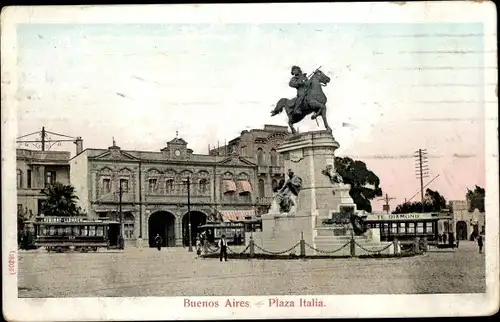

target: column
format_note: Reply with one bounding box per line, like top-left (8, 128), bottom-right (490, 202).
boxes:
top-left (175, 215), bottom-right (183, 246)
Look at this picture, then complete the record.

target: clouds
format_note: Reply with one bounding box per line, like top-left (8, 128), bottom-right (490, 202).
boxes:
top-left (15, 22), bottom-right (488, 206)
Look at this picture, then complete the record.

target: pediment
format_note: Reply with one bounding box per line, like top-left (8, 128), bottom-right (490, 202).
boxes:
top-left (217, 156), bottom-right (256, 167)
top-left (92, 150), bottom-right (139, 161)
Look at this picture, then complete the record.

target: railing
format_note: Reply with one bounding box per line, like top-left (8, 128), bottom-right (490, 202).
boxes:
top-left (201, 235), bottom-right (424, 258)
top-left (256, 197), bottom-right (273, 205)
top-left (257, 166), bottom-right (268, 174)
top-left (269, 166), bottom-right (284, 176)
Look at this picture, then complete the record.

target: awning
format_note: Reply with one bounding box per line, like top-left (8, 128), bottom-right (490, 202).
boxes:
top-left (237, 180), bottom-right (253, 194)
top-left (221, 180), bottom-right (237, 193)
top-left (220, 210), bottom-right (256, 222)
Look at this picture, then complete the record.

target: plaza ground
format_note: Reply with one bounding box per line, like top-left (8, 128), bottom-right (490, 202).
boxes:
top-left (18, 240), bottom-right (485, 297)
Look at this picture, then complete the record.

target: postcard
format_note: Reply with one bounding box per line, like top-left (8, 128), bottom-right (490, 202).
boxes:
top-left (1, 2), bottom-right (498, 320)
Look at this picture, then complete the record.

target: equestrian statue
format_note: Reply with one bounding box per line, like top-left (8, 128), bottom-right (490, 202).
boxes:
top-left (271, 65), bottom-right (332, 134)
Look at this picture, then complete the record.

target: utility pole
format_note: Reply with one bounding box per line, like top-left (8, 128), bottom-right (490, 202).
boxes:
top-left (415, 149), bottom-right (429, 213)
top-left (119, 180), bottom-right (124, 249)
top-left (378, 193), bottom-right (396, 214)
top-left (41, 126), bottom-right (46, 151)
top-left (187, 177), bottom-right (193, 252)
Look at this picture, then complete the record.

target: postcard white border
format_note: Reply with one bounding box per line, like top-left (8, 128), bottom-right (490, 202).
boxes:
top-left (2, 2), bottom-right (498, 320)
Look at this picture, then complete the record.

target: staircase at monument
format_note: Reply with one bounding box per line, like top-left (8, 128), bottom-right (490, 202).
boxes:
top-left (313, 222), bottom-right (393, 256)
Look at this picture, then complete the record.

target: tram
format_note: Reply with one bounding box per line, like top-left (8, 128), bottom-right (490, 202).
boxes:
top-left (363, 212), bottom-right (454, 247)
top-left (198, 219), bottom-right (262, 246)
top-left (27, 216), bottom-right (120, 252)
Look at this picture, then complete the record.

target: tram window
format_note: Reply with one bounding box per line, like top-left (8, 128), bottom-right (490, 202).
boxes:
top-left (40, 227), bottom-right (47, 236)
top-left (96, 226), bottom-right (104, 237)
top-left (390, 223), bottom-right (397, 234)
top-left (425, 222), bottom-right (434, 234)
top-left (399, 223), bottom-right (406, 233)
top-left (65, 227), bottom-right (72, 235)
top-left (89, 226), bottom-right (96, 236)
top-left (73, 226), bottom-right (80, 236)
top-left (82, 226), bottom-right (88, 236)
top-left (407, 223), bottom-right (415, 234)
top-left (49, 226), bottom-right (55, 236)
top-left (417, 222), bottom-right (424, 233)
top-left (57, 227), bottom-right (64, 236)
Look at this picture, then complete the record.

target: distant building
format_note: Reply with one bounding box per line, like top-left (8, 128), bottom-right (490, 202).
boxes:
top-left (449, 200), bottom-right (485, 240)
top-left (16, 149), bottom-right (71, 219)
top-left (69, 136), bottom-right (259, 247)
top-left (210, 124), bottom-right (289, 215)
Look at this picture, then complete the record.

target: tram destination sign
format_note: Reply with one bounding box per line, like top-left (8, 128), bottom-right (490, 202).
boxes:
top-left (365, 213), bottom-right (439, 222)
top-left (39, 216), bottom-right (95, 223)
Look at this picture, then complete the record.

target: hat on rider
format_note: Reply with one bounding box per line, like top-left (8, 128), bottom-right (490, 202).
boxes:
top-left (291, 65), bottom-right (302, 75)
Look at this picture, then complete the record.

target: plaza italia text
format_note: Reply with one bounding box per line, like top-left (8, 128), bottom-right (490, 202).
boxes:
top-left (184, 298), bottom-right (325, 308)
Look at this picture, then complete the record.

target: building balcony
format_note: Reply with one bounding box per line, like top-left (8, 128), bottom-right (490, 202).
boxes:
top-left (258, 166), bottom-right (268, 175)
top-left (221, 194), bottom-right (253, 205)
top-left (256, 196), bottom-right (273, 205)
top-left (269, 166), bottom-right (284, 176)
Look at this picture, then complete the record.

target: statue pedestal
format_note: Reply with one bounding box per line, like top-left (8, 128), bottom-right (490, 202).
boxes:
top-left (248, 130), bottom-right (393, 256)
top-left (277, 130), bottom-right (345, 220)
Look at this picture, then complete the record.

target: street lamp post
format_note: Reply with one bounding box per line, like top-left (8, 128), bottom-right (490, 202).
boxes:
top-left (118, 180), bottom-right (124, 249)
top-left (187, 177), bottom-right (193, 252)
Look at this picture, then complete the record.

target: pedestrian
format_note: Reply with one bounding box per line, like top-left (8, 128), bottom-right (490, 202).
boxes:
top-left (219, 234), bottom-right (228, 262)
top-left (449, 233), bottom-right (455, 248)
top-left (456, 237), bottom-right (460, 248)
top-left (154, 234), bottom-right (162, 251)
top-left (477, 234), bottom-right (483, 254)
top-left (196, 237), bottom-right (202, 257)
top-left (443, 233), bottom-right (447, 244)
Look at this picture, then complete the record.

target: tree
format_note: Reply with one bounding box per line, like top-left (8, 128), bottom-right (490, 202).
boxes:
top-left (466, 185), bottom-right (485, 212)
top-left (334, 156), bottom-right (383, 212)
top-left (393, 188), bottom-right (447, 214)
top-left (41, 182), bottom-right (84, 216)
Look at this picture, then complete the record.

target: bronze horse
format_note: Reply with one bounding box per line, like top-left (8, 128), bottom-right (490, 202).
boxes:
top-left (271, 69), bottom-right (332, 134)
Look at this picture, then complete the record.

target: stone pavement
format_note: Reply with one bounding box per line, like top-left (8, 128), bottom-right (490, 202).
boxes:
top-left (18, 241), bottom-right (485, 297)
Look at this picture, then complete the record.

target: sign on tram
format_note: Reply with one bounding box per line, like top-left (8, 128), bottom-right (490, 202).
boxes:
top-left (365, 212), bottom-right (439, 221)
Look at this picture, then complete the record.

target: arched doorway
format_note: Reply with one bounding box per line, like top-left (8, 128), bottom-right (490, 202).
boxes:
top-left (182, 211), bottom-right (207, 246)
top-left (148, 211), bottom-right (176, 247)
top-left (456, 221), bottom-right (467, 240)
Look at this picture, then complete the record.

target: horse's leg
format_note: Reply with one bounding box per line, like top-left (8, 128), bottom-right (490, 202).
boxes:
top-left (308, 99), bottom-right (332, 132)
top-left (288, 120), bottom-right (296, 134)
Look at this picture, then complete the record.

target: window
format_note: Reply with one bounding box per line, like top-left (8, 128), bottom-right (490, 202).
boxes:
top-left (390, 223), bottom-right (397, 234)
top-left (17, 170), bottom-right (23, 189)
top-left (258, 179), bottom-right (265, 198)
top-left (96, 226), bottom-right (104, 237)
top-left (399, 222), bottom-right (406, 234)
top-left (407, 223), bottom-right (415, 234)
top-left (102, 178), bottom-right (111, 194)
top-left (257, 148), bottom-right (264, 165)
top-left (425, 222), bottom-right (434, 234)
top-left (45, 171), bottom-right (56, 186)
top-left (165, 179), bottom-right (175, 194)
top-left (270, 149), bottom-right (277, 166)
top-left (119, 179), bottom-right (129, 193)
top-left (148, 178), bottom-right (158, 193)
top-left (416, 222), bottom-right (424, 234)
top-left (27, 170), bottom-right (32, 189)
top-left (271, 179), bottom-right (278, 192)
top-left (199, 179), bottom-right (209, 195)
top-left (181, 179), bottom-right (188, 194)
top-left (124, 213), bottom-right (134, 239)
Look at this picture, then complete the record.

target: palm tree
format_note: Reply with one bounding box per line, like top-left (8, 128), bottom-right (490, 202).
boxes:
top-left (41, 182), bottom-right (82, 217)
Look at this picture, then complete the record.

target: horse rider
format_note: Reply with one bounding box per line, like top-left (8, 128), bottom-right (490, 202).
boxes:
top-left (289, 65), bottom-right (309, 115)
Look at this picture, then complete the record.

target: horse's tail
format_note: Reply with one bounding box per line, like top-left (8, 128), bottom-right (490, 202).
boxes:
top-left (271, 98), bottom-right (288, 116)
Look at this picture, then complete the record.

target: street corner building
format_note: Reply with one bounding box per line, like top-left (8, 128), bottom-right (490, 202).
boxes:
top-left (67, 126), bottom-right (289, 248)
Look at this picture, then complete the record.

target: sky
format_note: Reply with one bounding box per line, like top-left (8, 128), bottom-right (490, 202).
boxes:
top-left (15, 21), bottom-right (494, 211)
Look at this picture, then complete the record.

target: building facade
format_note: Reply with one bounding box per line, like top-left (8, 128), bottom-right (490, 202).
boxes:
top-left (70, 137), bottom-right (261, 247)
top-left (449, 200), bottom-right (485, 240)
top-left (16, 149), bottom-right (71, 219)
top-left (210, 124), bottom-right (289, 214)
